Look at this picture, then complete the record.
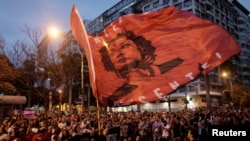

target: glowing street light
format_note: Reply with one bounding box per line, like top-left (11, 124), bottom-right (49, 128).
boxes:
top-left (48, 27), bottom-right (61, 38)
top-left (58, 89), bottom-right (63, 111)
top-left (222, 72), bottom-right (229, 78)
top-left (36, 26), bottom-right (63, 113)
top-left (44, 27), bottom-right (85, 114)
top-left (221, 71), bottom-right (233, 107)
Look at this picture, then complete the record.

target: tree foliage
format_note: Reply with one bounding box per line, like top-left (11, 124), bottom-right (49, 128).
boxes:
top-left (0, 55), bottom-right (19, 93)
top-left (237, 85), bottom-right (250, 108)
top-left (222, 83), bottom-right (250, 108)
top-left (0, 36), bottom-right (20, 94)
top-left (3, 25), bottom-right (86, 109)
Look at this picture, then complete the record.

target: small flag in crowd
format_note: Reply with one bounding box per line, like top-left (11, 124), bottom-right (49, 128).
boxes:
top-left (23, 110), bottom-right (36, 119)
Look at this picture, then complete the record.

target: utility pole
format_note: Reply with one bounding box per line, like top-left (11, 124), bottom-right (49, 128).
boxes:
top-left (49, 91), bottom-right (52, 113)
top-left (168, 94), bottom-right (171, 112)
top-left (185, 85), bottom-right (188, 111)
top-left (28, 84), bottom-right (31, 108)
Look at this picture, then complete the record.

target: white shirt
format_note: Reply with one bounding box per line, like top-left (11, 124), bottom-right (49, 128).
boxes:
top-left (162, 124), bottom-right (170, 138)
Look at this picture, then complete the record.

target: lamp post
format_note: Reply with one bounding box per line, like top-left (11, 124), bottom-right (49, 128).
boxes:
top-left (58, 89), bottom-right (63, 111)
top-left (36, 27), bottom-right (61, 113)
top-left (46, 76), bottom-right (53, 113)
top-left (222, 72), bottom-right (233, 107)
top-left (45, 27), bottom-right (61, 112)
top-left (38, 27), bottom-right (89, 114)
top-left (27, 83), bottom-right (31, 108)
top-left (49, 91), bottom-right (52, 112)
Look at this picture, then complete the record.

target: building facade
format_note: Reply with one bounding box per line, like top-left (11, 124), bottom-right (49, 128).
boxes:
top-left (232, 0), bottom-right (250, 87)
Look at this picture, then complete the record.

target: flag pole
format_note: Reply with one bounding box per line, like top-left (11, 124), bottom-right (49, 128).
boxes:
top-left (96, 98), bottom-right (101, 135)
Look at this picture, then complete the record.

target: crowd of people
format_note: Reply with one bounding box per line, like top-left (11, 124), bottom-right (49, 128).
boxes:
top-left (0, 106), bottom-right (249, 141)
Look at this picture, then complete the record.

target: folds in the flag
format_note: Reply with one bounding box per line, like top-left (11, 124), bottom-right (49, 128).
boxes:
top-left (70, 6), bottom-right (241, 107)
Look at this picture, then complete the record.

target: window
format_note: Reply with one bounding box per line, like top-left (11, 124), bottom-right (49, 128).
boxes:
top-left (178, 86), bottom-right (185, 92)
top-left (163, 0), bottom-right (170, 4)
top-left (175, 3), bottom-right (182, 9)
top-left (153, 0), bottom-right (159, 8)
top-left (237, 20), bottom-right (244, 24)
top-left (206, 13), bottom-right (214, 21)
top-left (144, 5), bottom-right (150, 12)
top-left (188, 85), bottom-right (196, 92)
top-left (184, 0), bottom-right (192, 7)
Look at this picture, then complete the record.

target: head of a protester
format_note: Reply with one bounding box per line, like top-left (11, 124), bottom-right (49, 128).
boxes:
top-left (0, 126), bottom-right (10, 141)
top-left (187, 126), bottom-right (198, 141)
top-left (7, 122), bottom-right (16, 138)
top-left (51, 127), bottom-right (60, 140)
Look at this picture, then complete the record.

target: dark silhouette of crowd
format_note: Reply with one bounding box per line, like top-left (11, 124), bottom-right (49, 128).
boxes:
top-left (0, 107), bottom-right (249, 141)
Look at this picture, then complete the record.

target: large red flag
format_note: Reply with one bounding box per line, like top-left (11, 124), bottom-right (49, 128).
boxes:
top-left (70, 5), bottom-right (241, 107)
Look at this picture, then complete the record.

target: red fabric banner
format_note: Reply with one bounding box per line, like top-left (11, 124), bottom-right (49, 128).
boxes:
top-left (70, 5), bottom-right (241, 106)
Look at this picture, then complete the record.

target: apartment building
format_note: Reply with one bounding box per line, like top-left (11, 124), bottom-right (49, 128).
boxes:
top-left (231, 0), bottom-right (250, 87)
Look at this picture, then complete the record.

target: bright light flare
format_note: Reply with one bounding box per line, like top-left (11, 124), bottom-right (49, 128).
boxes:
top-left (222, 72), bottom-right (228, 78)
top-left (48, 27), bottom-right (60, 38)
top-left (57, 89), bottom-right (62, 94)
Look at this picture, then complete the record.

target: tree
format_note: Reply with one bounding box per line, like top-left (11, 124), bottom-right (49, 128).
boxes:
top-left (241, 95), bottom-right (250, 108)
top-left (57, 40), bottom-right (83, 108)
top-left (222, 83), bottom-right (250, 108)
top-left (236, 85), bottom-right (250, 108)
top-left (3, 25), bottom-right (91, 113)
top-left (0, 54), bottom-right (19, 94)
top-left (0, 36), bottom-right (19, 94)
top-left (3, 25), bottom-right (57, 109)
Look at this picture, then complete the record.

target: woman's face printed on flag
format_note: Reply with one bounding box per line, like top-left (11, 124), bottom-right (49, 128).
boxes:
top-left (108, 36), bottom-right (142, 70)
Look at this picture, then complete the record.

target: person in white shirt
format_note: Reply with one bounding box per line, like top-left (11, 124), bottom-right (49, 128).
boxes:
top-left (161, 120), bottom-right (171, 141)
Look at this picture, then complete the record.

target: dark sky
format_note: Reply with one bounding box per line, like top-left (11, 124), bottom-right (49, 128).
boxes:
top-left (0, 0), bottom-right (119, 49)
top-left (0, 0), bottom-right (249, 50)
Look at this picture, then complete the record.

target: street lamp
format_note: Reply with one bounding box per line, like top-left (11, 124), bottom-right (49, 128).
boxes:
top-left (221, 72), bottom-right (233, 107)
top-left (48, 27), bottom-right (60, 38)
top-left (58, 89), bottom-right (63, 111)
top-left (46, 75), bottom-right (53, 113)
top-left (40, 28), bottom-right (87, 114)
top-left (36, 27), bottom-right (61, 113)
